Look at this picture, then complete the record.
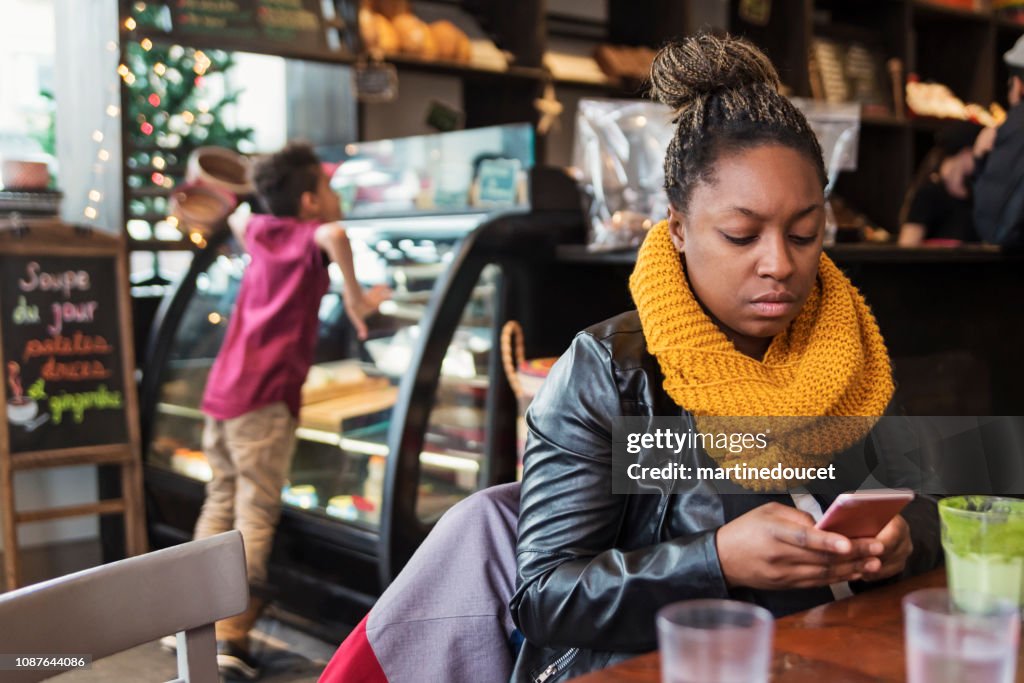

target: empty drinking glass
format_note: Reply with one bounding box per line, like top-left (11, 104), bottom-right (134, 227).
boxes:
top-left (903, 587), bottom-right (1020, 683)
top-left (656, 599), bottom-right (774, 683)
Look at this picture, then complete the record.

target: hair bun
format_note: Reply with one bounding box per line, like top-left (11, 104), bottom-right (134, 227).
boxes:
top-left (650, 33), bottom-right (781, 114)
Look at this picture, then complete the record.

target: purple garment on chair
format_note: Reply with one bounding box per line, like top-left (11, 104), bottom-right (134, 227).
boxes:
top-left (366, 482), bottom-right (521, 683)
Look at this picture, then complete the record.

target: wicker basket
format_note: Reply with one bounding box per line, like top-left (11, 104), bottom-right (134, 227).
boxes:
top-left (501, 321), bottom-right (557, 477)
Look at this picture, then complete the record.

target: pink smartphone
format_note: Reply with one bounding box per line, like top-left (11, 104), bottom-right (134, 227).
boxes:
top-left (814, 489), bottom-right (915, 538)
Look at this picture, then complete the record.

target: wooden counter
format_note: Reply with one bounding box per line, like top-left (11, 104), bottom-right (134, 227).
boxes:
top-left (554, 242), bottom-right (1022, 265)
top-left (569, 568), bottom-right (1024, 682)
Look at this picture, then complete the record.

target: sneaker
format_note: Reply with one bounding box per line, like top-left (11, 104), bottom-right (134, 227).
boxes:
top-left (159, 635), bottom-right (177, 653)
top-left (217, 640), bottom-right (260, 681)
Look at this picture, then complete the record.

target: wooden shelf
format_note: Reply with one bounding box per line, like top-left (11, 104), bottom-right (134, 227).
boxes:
top-left (829, 242), bottom-right (1017, 263)
top-left (731, 0), bottom-right (1016, 230)
top-left (556, 242), bottom-right (1018, 265)
top-left (126, 164), bottom-right (186, 175)
top-left (908, 116), bottom-right (958, 132)
top-left (555, 244), bottom-right (638, 265)
top-left (128, 212), bottom-right (173, 223)
top-left (125, 142), bottom-right (184, 154)
top-left (128, 238), bottom-right (197, 251)
top-left (552, 75), bottom-right (648, 98)
top-left (128, 186), bottom-right (173, 198)
top-left (997, 16), bottom-right (1024, 33)
top-left (384, 53), bottom-right (544, 83)
top-left (299, 387), bottom-right (399, 434)
top-left (130, 26), bottom-right (546, 85)
top-left (912, 1), bottom-right (991, 23)
top-left (861, 112), bottom-right (909, 129)
top-left (130, 26), bottom-right (356, 65)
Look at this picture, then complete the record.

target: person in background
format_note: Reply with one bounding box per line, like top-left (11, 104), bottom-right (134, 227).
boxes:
top-left (898, 120), bottom-right (983, 247)
top-left (193, 142), bottom-right (390, 679)
top-left (972, 35), bottom-right (1024, 245)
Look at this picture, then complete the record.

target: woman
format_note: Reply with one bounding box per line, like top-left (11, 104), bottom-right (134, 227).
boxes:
top-left (510, 34), bottom-right (940, 682)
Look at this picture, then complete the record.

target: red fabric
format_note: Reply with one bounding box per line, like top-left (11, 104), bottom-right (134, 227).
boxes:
top-left (318, 614), bottom-right (388, 683)
top-left (201, 215), bottom-right (329, 420)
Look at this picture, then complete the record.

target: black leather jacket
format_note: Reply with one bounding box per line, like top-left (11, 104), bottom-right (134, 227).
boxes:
top-left (509, 312), bottom-right (942, 683)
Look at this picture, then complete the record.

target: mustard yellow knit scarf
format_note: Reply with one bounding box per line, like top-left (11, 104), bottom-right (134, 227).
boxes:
top-left (629, 220), bottom-right (894, 491)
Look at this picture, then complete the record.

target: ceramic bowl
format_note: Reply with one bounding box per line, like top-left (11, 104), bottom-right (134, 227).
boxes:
top-left (169, 182), bottom-right (238, 235)
top-left (186, 147), bottom-right (253, 196)
top-left (2, 160), bottom-right (50, 191)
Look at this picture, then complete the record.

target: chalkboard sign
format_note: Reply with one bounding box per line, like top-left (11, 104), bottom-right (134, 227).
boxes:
top-left (0, 220), bottom-right (146, 590)
top-left (169, 0), bottom-right (328, 51)
top-left (1, 255), bottom-right (129, 454)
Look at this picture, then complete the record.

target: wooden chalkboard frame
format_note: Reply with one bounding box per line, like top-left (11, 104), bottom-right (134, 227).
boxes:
top-left (0, 219), bottom-right (146, 590)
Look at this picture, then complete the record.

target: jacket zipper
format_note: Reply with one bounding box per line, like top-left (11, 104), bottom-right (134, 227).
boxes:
top-left (534, 647), bottom-right (580, 683)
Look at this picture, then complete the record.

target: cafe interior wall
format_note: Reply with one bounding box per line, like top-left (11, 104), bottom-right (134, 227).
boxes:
top-left (362, 72), bottom-right (463, 141)
top-left (541, 0), bottom-right (728, 168)
top-left (53, 0), bottom-right (122, 235)
top-left (0, 0), bottom-right (103, 554)
top-left (3, 1), bottom-right (360, 559)
top-left (0, 0), bottom-right (54, 143)
top-left (0, 0), bottom-right (730, 557)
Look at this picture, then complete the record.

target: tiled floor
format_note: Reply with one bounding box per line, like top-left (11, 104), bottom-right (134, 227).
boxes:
top-left (3, 542), bottom-right (345, 682)
top-left (49, 614), bottom-right (339, 682)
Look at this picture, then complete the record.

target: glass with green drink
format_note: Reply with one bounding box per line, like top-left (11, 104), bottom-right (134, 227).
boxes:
top-left (939, 496), bottom-right (1024, 609)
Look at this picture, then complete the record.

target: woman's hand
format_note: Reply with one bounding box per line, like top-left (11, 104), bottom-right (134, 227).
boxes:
top-left (858, 514), bottom-right (913, 582)
top-left (715, 502), bottom-right (884, 590)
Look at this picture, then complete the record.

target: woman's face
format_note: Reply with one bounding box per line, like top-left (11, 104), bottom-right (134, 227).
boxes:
top-left (668, 144), bottom-right (825, 359)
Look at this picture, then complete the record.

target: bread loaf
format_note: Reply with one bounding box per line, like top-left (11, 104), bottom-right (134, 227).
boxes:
top-left (392, 13), bottom-right (429, 56)
top-left (373, 13), bottom-right (399, 54)
top-left (430, 20), bottom-right (461, 61)
top-left (594, 44), bottom-right (657, 81)
top-left (359, 7), bottom-right (377, 50)
top-left (455, 30), bottom-right (472, 63)
top-left (421, 24), bottom-right (438, 60)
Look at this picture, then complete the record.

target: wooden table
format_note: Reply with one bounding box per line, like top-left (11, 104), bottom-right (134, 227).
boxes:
top-left (570, 569), bottom-right (1024, 682)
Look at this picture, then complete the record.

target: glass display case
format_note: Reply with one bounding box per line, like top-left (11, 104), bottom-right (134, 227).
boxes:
top-left (138, 124), bottom-right (580, 628)
top-left (146, 217), bottom-right (503, 532)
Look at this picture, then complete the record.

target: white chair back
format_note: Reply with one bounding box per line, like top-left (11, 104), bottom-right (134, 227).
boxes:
top-left (0, 530), bottom-right (247, 683)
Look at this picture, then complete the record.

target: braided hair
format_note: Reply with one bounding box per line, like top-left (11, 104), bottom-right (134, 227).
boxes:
top-left (650, 33), bottom-right (826, 213)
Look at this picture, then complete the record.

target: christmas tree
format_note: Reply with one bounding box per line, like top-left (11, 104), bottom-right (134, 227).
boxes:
top-left (122, 3), bottom-right (254, 228)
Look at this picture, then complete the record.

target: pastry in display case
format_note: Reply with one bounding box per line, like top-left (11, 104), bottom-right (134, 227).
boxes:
top-left (140, 123), bottom-right (544, 625)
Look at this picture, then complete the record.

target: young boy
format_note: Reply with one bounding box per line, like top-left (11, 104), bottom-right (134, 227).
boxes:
top-left (194, 142), bottom-right (389, 679)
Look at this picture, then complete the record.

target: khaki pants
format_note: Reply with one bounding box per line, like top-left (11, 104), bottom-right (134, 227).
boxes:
top-left (195, 401), bottom-right (297, 645)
